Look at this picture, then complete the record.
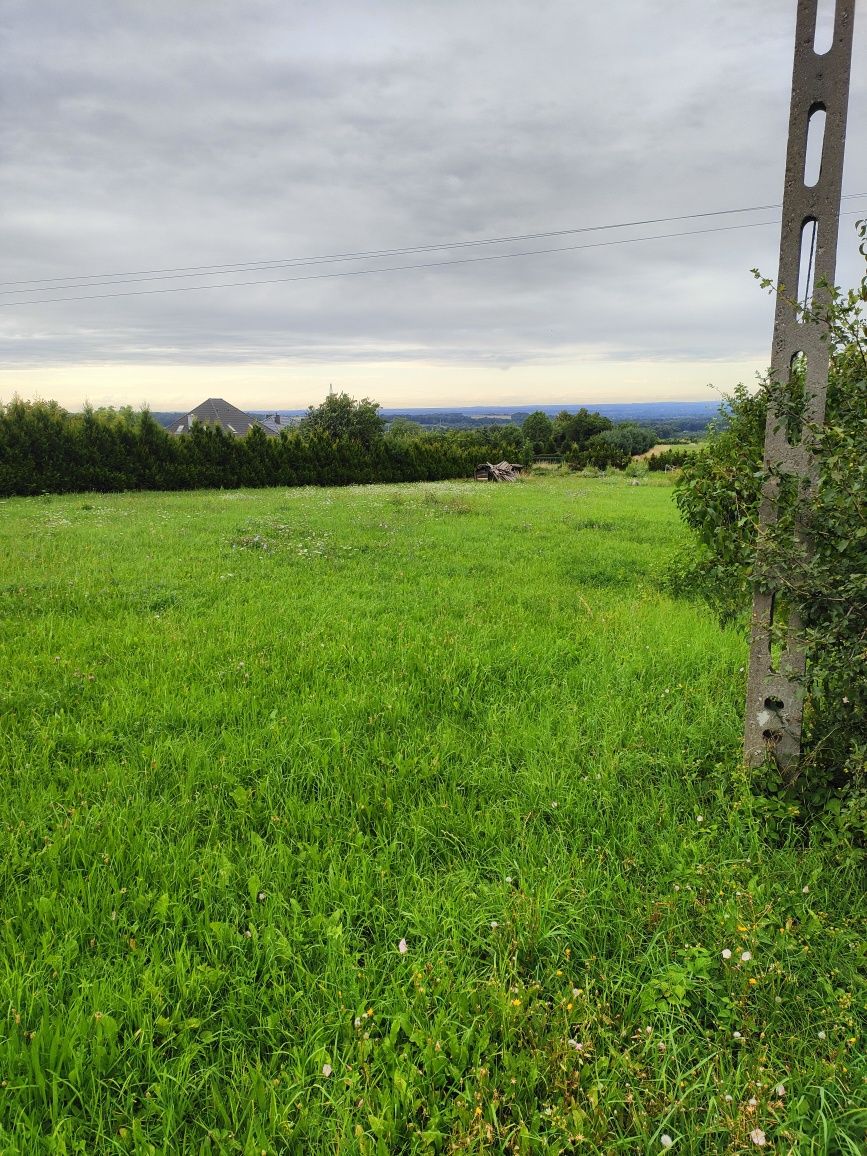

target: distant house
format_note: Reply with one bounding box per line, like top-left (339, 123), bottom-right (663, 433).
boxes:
top-left (171, 398), bottom-right (280, 437)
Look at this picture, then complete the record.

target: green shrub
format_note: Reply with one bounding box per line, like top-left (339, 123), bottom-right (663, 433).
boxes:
top-left (673, 231), bottom-right (867, 847)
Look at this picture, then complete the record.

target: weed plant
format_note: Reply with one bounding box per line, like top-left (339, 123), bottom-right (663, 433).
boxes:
top-left (0, 476), bottom-right (863, 1153)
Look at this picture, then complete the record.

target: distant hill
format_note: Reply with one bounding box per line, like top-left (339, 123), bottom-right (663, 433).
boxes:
top-left (155, 400), bottom-right (721, 433)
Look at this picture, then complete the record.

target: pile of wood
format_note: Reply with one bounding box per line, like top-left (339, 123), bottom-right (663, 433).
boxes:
top-left (474, 461), bottom-right (524, 482)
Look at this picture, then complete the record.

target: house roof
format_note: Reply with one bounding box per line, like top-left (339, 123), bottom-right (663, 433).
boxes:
top-left (172, 398), bottom-right (277, 437)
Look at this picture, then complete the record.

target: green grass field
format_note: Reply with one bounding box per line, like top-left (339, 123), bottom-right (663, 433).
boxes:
top-left (1, 476), bottom-right (863, 1154)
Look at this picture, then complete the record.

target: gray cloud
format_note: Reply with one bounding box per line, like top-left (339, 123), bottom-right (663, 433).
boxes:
top-left (1, 0), bottom-right (865, 396)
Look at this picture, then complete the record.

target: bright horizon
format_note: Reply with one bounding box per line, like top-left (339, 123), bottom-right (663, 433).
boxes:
top-left (1, 353), bottom-right (766, 414)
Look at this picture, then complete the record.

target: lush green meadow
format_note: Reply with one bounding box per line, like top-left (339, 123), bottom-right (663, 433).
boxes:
top-left (1, 475), bottom-right (863, 1154)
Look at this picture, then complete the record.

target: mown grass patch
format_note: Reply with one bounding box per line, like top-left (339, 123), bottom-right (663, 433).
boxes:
top-left (0, 476), bottom-right (863, 1154)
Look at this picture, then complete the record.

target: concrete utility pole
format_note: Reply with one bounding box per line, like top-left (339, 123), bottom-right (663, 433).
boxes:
top-left (744, 0), bottom-right (856, 769)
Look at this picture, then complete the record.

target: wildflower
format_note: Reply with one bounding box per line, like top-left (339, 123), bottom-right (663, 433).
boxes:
top-left (511, 998), bottom-right (521, 1007)
top-left (741, 951), bottom-right (752, 962)
top-left (749, 1128), bottom-right (766, 1146)
top-left (257, 891), bottom-right (267, 903)
top-left (802, 885), bottom-right (809, 894)
top-left (749, 978), bottom-right (757, 986)
top-left (748, 1097), bottom-right (757, 1107)
top-left (818, 1030), bottom-right (826, 1039)
top-left (775, 1084), bottom-right (785, 1097)
top-left (354, 1016), bottom-right (362, 1028)
top-left (660, 1135), bottom-right (674, 1149)
top-left (490, 921), bottom-right (498, 929)
top-left (322, 1063), bottom-right (332, 1078)
top-left (722, 949), bottom-right (732, 960)
top-left (696, 815), bottom-right (703, 823)
top-left (572, 987), bottom-right (581, 997)
top-left (733, 1031), bottom-right (742, 1039)
top-left (505, 875), bottom-right (513, 883)
top-left (774, 996), bottom-right (783, 1004)
top-left (724, 1094), bottom-right (733, 1103)
top-left (567, 1038), bottom-right (582, 1051)
top-left (398, 938), bottom-right (408, 954)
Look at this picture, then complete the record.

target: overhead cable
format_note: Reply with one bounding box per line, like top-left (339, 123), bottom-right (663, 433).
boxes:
top-left (4, 191), bottom-right (866, 295)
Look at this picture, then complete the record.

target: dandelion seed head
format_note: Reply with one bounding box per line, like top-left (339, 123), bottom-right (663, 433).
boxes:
top-left (660, 1134), bottom-right (674, 1149)
top-left (322, 1063), bottom-right (332, 1077)
top-left (741, 951), bottom-right (752, 962)
top-left (749, 1128), bottom-right (766, 1146)
top-left (722, 949), bottom-right (732, 960)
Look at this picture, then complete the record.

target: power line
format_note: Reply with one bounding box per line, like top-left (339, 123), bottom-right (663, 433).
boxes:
top-left (4, 192), bottom-right (866, 294)
top-left (2, 210), bottom-right (865, 310)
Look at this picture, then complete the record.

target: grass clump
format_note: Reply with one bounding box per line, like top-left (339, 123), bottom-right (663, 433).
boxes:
top-left (0, 475), bottom-right (863, 1153)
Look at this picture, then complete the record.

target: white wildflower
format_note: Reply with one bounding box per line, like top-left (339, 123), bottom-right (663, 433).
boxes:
top-left (749, 1128), bottom-right (766, 1146)
top-left (660, 1134), bottom-right (674, 1149)
top-left (398, 938), bottom-right (408, 954)
top-left (722, 949), bottom-right (732, 960)
top-left (322, 1063), bottom-right (332, 1077)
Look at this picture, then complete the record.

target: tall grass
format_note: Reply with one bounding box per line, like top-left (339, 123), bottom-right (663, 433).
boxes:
top-left (0, 476), bottom-right (863, 1153)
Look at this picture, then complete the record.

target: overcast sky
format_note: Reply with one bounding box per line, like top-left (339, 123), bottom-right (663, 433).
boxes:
top-left (1, 0), bottom-right (865, 412)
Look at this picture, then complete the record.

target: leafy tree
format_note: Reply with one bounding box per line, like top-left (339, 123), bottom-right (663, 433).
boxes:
top-left (673, 229), bottom-right (867, 845)
top-left (551, 408), bottom-right (612, 452)
top-left (386, 417), bottom-right (424, 441)
top-left (521, 410), bottom-right (554, 453)
top-left (300, 391), bottom-right (384, 446)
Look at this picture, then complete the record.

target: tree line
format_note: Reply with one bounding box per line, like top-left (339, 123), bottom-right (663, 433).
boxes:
top-left (0, 394), bottom-right (532, 497)
top-left (0, 392), bottom-right (681, 498)
top-left (520, 408), bottom-right (658, 467)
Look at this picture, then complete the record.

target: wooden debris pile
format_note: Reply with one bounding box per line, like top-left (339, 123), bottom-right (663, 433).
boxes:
top-left (474, 461), bottom-right (524, 482)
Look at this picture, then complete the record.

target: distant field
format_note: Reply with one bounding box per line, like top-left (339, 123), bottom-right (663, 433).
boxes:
top-left (1, 477), bottom-right (863, 1153)
top-left (638, 444), bottom-right (701, 459)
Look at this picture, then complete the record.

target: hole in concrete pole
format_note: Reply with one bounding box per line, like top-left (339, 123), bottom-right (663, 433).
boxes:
top-left (814, 0), bottom-right (836, 55)
top-left (804, 105), bottom-right (826, 187)
top-left (797, 219), bottom-right (818, 309)
top-left (787, 352), bottom-right (807, 444)
top-left (764, 696), bottom-right (785, 712)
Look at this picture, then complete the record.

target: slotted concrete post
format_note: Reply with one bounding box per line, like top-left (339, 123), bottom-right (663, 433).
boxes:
top-left (744, 0), bottom-right (856, 769)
